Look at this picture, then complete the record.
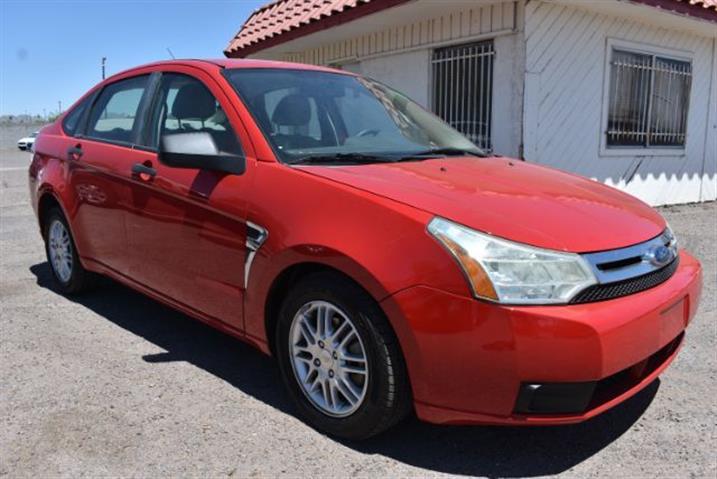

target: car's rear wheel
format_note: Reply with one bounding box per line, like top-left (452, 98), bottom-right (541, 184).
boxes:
top-left (276, 272), bottom-right (411, 439)
top-left (44, 208), bottom-right (93, 294)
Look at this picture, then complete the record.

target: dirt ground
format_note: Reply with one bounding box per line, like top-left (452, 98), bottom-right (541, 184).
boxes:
top-left (1, 133), bottom-right (715, 478)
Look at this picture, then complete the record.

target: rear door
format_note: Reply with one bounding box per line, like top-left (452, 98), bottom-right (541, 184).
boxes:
top-left (67, 74), bottom-right (154, 273)
top-left (125, 67), bottom-right (255, 330)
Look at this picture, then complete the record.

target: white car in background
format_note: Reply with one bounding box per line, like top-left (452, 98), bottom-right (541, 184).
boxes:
top-left (17, 132), bottom-right (39, 151)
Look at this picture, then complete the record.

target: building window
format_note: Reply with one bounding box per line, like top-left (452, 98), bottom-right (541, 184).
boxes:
top-left (432, 41), bottom-right (494, 151)
top-left (607, 49), bottom-right (692, 148)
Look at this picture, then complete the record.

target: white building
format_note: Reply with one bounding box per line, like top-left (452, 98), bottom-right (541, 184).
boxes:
top-left (226, 0), bottom-right (717, 206)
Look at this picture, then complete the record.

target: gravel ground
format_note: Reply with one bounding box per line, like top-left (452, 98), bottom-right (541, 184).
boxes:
top-left (1, 141), bottom-right (715, 478)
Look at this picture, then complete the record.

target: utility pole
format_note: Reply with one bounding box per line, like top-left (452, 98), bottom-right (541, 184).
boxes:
top-left (58, 101), bottom-right (62, 115)
top-left (101, 57), bottom-right (106, 80)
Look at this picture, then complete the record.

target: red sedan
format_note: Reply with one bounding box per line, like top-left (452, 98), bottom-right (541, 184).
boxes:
top-left (29, 59), bottom-right (702, 439)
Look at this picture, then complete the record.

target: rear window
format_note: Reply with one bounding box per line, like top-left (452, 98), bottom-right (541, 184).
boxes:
top-left (86, 75), bottom-right (149, 145)
top-left (62, 95), bottom-right (93, 136)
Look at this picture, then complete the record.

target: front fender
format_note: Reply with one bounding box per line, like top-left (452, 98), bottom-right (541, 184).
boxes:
top-left (241, 162), bottom-right (472, 352)
top-left (244, 244), bottom-right (393, 352)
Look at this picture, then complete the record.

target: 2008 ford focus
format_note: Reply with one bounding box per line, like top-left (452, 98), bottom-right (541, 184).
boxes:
top-left (29, 59), bottom-right (702, 439)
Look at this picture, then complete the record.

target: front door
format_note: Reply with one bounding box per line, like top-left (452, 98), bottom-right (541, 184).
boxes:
top-left (125, 70), bottom-right (253, 329)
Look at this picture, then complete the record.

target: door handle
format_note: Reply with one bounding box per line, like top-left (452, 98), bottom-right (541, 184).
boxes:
top-left (67, 145), bottom-right (83, 161)
top-left (132, 162), bottom-right (156, 181)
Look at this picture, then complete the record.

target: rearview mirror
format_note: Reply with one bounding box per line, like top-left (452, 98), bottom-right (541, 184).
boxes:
top-left (159, 132), bottom-right (246, 175)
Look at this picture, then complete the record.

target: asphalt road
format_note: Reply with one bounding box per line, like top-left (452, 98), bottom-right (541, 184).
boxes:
top-left (1, 141), bottom-right (715, 478)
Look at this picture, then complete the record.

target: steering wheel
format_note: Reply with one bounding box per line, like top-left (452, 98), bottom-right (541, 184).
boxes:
top-left (356, 128), bottom-right (380, 138)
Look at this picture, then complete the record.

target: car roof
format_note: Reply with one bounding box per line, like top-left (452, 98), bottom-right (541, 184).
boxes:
top-left (109, 58), bottom-right (350, 80)
top-left (75, 58), bottom-right (357, 116)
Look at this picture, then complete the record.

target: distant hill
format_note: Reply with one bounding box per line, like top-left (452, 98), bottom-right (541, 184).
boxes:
top-left (1, 115), bottom-right (55, 126)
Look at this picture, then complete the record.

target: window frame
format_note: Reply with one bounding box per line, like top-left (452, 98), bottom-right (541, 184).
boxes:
top-left (600, 38), bottom-right (693, 158)
top-left (81, 73), bottom-right (156, 149)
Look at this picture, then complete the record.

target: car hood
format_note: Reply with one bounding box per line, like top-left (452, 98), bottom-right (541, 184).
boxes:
top-left (298, 157), bottom-right (665, 252)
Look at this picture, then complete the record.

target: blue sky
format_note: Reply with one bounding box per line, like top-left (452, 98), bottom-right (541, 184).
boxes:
top-left (0, 0), bottom-right (264, 116)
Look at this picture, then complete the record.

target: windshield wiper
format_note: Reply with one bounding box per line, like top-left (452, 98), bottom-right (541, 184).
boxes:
top-left (289, 153), bottom-right (397, 165)
top-left (289, 148), bottom-right (488, 165)
top-left (398, 147), bottom-right (488, 160)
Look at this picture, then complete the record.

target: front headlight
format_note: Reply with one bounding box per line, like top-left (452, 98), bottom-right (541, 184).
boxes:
top-left (428, 217), bottom-right (597, 304)
top-left (664, 224), bottom-right (678, 249)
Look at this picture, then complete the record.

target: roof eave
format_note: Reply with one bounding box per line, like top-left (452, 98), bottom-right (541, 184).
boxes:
top-left (224, 0), bottom-right (414, 58)
top-left (225, 0), bottom-right (717, 59)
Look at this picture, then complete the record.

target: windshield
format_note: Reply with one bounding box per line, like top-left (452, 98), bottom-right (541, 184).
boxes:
top-left (224, 68), bottom-right (485, 164)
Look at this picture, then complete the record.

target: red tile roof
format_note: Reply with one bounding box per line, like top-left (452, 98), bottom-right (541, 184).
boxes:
top-left (632, 0), bottom-right (717, 21)
top-left (224, 0), bottom-right (412, 57)
top-left (683, 0), bottom-right (717, 8)
top-left (225, 0), bottom-right (717, 58)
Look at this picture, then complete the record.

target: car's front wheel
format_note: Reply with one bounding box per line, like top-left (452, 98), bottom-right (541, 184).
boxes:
top-left (276, 272), bottom-right (411, 439)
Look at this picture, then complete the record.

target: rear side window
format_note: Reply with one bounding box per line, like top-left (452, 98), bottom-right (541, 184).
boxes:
top-left (62, 94), bottom-right (93, 136)
top-left (86, 75), bottom-right (149, 145)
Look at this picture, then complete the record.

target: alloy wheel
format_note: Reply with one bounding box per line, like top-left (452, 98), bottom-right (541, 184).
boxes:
top-left (48, 219), bottom-right (73, 283)
top-left (288, 300), bottom-right (369, 417)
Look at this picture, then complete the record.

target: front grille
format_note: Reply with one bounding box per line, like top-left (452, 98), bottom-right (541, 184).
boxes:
top-left (571, 257), bottom-right (679, 304)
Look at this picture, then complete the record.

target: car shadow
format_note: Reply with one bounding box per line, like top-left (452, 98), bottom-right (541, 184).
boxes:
top-left (30, 262), bottom-right (658, 477)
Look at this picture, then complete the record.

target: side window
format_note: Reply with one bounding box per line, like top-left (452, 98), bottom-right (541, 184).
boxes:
top-left (62, 94), bottom-right (93, 137)
top-left (146, 73), bottom-right (242, 155)
top-left (86, 75), bottom-right (149, 145)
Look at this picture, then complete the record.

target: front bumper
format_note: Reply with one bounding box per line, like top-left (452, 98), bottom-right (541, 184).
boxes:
top-left (380, 250), bottom-right (702, 425)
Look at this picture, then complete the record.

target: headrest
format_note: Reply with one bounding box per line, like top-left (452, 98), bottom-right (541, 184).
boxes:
top-left (171, 83), bottom-right (216, 120)
top-left (271, 94), bottom-right (311, 127)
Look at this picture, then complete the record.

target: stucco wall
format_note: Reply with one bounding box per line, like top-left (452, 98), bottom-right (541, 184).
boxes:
top-left (276, 0), bottom-right (518, 67)
top-left (704, 38), bottom-right (717, 202)
top-left (523, 1), bottom-right (717, 205)
top-left (359, 49), bottom-right (431, 108)
top-left (351, 35), bottom-right (524, 158)
top-left (492, 30), bottom-right (524, 158)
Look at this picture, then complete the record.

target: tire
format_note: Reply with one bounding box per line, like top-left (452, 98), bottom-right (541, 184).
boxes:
top-left (276, 271), bottom-right (411, 440)
top-left (43, 207), bottom-right (93, 294)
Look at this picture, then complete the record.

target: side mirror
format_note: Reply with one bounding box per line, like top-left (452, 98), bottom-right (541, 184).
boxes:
top-left (159, 132), bottom-right (246, 175)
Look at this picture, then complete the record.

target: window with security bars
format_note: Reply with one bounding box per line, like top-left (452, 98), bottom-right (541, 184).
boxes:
top-left (607, 49), bottom-right (692, 148)
top-left (432, 41), bottom-right (494, 151)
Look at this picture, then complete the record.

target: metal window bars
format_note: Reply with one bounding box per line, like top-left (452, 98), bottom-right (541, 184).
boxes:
top-left (432, 41), bottom-right (495, 152)
top-left (607, 49), bottom-right (692, 148)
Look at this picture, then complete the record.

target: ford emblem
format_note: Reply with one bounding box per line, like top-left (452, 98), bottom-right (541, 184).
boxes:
top-left (645, 245), bottom-right (673, 267)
